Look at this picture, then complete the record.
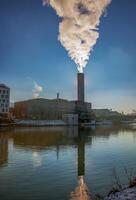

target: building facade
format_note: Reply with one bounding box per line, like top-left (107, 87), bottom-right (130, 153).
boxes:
top-left (13, 98), bottom-right (93, 122)
top-left (0, 84), bottom-right (10, 115)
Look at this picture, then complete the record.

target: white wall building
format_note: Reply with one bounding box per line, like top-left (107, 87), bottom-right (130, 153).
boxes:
top-left (0, 84), bottom-right (10, 115)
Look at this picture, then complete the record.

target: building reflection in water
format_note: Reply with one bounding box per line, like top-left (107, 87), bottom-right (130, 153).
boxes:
top-left (0, 133), bottom-right (8, 166)
top-left (11, 126), bottom-right (91, 198)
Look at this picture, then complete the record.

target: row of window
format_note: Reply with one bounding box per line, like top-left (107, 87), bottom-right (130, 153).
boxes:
top-left (0, 104), bottom-right (9, 108)
top-left (0, 94), bottom-right (9, 99)
top-left (0, 99), bottom-right (9, 103)
top-left (0, 108), bottom-right (8, 113)
top-left (0, 90), bottom-right (9, 94)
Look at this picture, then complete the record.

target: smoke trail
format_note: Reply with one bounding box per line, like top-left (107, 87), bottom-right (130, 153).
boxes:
top-left (33, 81), bottom-right (43, 98)
top-left (43, 0), bottom-right (111, 73)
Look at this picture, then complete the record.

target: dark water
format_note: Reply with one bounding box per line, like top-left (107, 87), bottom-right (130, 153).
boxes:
top-left (0, 125), bottom-right (136, 200)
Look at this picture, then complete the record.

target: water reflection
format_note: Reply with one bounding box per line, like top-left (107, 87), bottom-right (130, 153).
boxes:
top-left (0, 126), bottom-right (92, 199)
top-left (0, 133), bottom-right (8, 166)
top-left (0, 125), bottom-right (136, 200)
top-left (32, 151), bottom-right (42, 168)
top-left (70, 129), bottom-right (91, 200)
top-left (0, 125), bottom-right (135, 167)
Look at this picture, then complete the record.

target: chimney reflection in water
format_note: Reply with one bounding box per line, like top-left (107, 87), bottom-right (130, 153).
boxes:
top-left (70, 129), bottom-right (91, 200)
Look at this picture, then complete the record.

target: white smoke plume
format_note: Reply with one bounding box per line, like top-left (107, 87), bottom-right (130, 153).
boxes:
top-left (33, 81), bottom-right (43, 98)
top-left (43, 0), bottom-right (111, 73)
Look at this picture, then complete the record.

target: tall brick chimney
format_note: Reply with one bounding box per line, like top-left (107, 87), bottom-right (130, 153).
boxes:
top-left (77, 73), bottom-right (84, 102)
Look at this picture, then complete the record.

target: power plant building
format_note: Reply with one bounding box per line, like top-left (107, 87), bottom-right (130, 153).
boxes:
top-left (13, 73), bottom-right (93, 123)
top-left (14, 98), bottom-right (92, 122)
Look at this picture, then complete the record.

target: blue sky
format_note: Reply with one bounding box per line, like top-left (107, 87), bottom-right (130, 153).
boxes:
top-left (0, 0), bottom-right (136, 113)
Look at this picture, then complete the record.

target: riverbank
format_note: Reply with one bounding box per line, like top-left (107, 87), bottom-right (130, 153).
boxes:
top-left (105, 187), bottom-right (136, 200)
top-left (0, 118), bottom-right (15, 127)
top-left (105, 178), bottom-right (136, 200)
top-left (1, 119), bottom-right (136, 127)
top-left (14, 119), bottom-right (67, 126)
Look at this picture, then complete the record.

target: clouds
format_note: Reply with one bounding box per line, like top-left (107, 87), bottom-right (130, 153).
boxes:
top-left (8, 79), bottom-right (44, 102)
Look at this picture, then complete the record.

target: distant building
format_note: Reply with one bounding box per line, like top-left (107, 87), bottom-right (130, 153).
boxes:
top-left (127, 110), bottom-right (136, 117)
top-left (93, 109), bottom-right (120, 118)
top-left (0, 84), bottom-right (10, 116)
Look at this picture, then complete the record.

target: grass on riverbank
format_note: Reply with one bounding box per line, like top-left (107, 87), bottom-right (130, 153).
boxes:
top-left (94, 168), bottom-right (136, 200)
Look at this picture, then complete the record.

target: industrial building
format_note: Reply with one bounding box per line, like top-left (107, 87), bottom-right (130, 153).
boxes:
top-left (13, 73), bottom-right (93, 124)
top-left (0, 84), bottom-right (10, 116)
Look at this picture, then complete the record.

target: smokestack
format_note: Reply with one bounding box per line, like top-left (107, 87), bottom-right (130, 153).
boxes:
top-left (77, 73), bottom-right (84, 102)
top-left (57, 93), bottom-right (59, 99)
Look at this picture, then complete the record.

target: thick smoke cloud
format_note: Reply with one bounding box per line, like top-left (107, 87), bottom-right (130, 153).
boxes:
top-left (43, 0), bottom-right (111, 73)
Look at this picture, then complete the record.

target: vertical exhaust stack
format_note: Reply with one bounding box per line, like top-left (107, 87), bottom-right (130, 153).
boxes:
top-left (77, 73), bottom-right (84, 102)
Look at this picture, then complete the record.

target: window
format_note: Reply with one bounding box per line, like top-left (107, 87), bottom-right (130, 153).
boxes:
top-left (0, 90), bottom-right (1, 93)
top-left (2, 108), bottom-right (4, 112)
top-left (3, 90), bottom-right (5, 94)
top-left (3, 99), bottom-right (5, 103)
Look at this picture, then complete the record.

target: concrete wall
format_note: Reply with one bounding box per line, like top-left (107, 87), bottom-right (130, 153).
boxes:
top-left (62, 114), bottom-right (78, 125)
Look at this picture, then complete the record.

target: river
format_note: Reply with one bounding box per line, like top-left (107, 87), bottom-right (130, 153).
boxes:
top-left (0, 124), bottom-right (136, 200)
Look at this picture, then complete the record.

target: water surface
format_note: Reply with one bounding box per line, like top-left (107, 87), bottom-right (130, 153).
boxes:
top-left (0, 125), bottom-right (136, 200)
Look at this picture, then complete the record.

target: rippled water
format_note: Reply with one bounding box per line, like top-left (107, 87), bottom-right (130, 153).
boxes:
top-left (0, 125), bottom-right (136, 200)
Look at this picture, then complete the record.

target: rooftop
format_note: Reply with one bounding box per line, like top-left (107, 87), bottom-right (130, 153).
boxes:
top-left (0, 84), bottom-right (9, 89)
